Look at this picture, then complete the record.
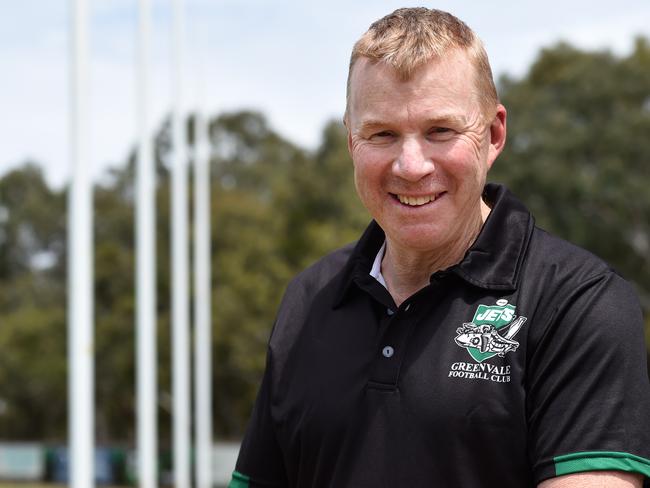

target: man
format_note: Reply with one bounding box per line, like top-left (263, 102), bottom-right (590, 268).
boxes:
top-left (230, 8), bottom-right (650, 487)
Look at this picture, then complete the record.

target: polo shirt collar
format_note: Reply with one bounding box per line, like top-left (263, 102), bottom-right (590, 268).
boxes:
top-left (333, 183), bottom-right (534, 308)
top-left (332, 220), bottom-right (386, 308)
top-left (450, 183), bottom-right (534, 291)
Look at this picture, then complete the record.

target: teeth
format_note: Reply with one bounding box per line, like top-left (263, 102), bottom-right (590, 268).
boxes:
top-left (397, 194), bottom-right (436, 206)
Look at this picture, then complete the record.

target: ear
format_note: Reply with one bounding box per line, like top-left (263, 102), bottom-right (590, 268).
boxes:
top-left (486, 104), bottom-right (507, 170)
top-left (344, 115), bottom-right (354, 157)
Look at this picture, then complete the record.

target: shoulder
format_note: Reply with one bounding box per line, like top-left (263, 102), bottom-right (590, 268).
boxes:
top-left (283, 242), bottom-right (356, 305)
top-left (522, 227), bottom-right (645, 378)
top-left (521, 226), bottom-right (643, 346)
top-left (269, 242), bottom-right (356, 350)
top-left (527, 226), bottom-right (614, 283)
top-left (523, 225), bottom-right (642, 308)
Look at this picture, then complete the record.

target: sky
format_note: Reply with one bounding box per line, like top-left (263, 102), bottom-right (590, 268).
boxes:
top-left (2, 0), bottom-right (649, 189)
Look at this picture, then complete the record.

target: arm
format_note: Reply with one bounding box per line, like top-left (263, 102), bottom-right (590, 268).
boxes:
top-left (527, 272), bottom-right (650, 484)
top-left (538, 471), bottom-right (643, 488)
top-left (230, 349), bottom-right (288, 488)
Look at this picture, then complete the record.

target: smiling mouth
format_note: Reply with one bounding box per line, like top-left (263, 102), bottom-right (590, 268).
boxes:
top-left (392, 192), bottom-right (444, 207)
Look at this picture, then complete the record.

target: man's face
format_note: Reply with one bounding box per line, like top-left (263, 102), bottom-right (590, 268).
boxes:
top-left (346, 51), bottom-right (506, 253)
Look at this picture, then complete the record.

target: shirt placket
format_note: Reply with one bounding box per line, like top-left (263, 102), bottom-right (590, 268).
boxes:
top-left (367, 300), bottom-right (420, 391)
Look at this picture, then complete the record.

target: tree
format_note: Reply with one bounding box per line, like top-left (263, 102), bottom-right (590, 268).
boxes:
top-left (0, 164), bottom-right (66, 439)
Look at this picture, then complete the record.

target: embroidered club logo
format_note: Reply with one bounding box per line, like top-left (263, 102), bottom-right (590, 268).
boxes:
top-left (454, 299), bottom-right (527, 363)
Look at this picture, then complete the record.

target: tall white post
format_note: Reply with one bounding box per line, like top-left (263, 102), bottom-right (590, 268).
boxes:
top-left (68, 0), bottom-right (94, 487)
top-left (136, 0), bottom-right (157, 487)
top-left (193, 105), bottom-right (213, 488)
top-left (171, 0), bottom-right (191, 487)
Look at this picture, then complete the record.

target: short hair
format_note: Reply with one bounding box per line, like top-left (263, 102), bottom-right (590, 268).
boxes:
top-left (345, 8), bottom-right (498, 120)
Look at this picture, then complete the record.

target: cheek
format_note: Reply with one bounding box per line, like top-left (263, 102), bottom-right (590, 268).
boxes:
top-left (353, 162), bottom-right (372, 201)
top-left (355, 168), bottom-right (376, 194)
top-left (353, 151), bottom-right (383, 186)
top-left (443, 141), bottom-right (489, 181)
top-left (446, 137), bottom-right (483, 162)
top-left (353, 159), bottom-right (387, 213)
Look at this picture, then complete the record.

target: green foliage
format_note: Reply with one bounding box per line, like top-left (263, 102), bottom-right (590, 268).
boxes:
top-left (93, 183), bottom-right (137, 442)
top-left (0, 164), bottom-right (65, 280)
top-left (0, 283), bottom-right (66, 440)
top-left (0, 38), bottom-right (648, 442)
top-left (0, 165), bottom-right (66, 439)
top-left (278, 120), bottom-right (369, 269)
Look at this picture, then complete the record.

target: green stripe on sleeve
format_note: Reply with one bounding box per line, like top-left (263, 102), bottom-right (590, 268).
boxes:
top-left (554, 451), bottom-right (650, 477)
top-left (228, 470), bottom-right (250, 488)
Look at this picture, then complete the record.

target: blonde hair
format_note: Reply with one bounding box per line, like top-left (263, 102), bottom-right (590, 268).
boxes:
top-left (345, 8), bottom-right (498, 120)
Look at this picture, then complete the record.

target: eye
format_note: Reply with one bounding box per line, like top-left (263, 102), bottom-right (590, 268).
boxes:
top-left (425, 126), bottom-right (456, 142)
top-left (365, 130), bottom-right (397, 144)
top-left (371, 130), bottom-right (395, 139)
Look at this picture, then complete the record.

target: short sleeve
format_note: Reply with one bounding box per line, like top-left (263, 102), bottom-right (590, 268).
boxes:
top-left (527, 271), bottom-right (650, 484)
top-left (229, 349), bottom-right (288, 488)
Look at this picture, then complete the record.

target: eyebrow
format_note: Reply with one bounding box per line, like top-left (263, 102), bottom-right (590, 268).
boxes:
top-left (357, 114), bottom-right (469, 132)
top-left (426, 114), bottom-right (469, 127)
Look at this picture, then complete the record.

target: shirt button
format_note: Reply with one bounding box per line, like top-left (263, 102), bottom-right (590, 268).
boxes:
top-left (387, 308), bottom-right (395, 316)
top-left (404, 303), bottom-right (411, 312)
top-left (382, 346), bottom-right (394, 358)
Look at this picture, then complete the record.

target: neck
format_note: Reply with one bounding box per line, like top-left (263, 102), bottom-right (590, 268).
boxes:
top-left (382, 200), bottom-right (491, 306)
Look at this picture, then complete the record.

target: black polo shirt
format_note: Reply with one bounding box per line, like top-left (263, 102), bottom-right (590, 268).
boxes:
top-left (230, 184), bottom-right (650, 488)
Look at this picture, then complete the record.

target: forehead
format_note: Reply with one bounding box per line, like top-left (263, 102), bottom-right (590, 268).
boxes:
top-left (348, 52), bottom-right (481, 125)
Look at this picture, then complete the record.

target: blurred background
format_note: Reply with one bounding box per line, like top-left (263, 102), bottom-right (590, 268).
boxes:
top-left (1, 0), bottom-right (649, 486)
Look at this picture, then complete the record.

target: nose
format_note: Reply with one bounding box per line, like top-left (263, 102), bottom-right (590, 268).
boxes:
top-left (392, 136), bottom-right (435, 182)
